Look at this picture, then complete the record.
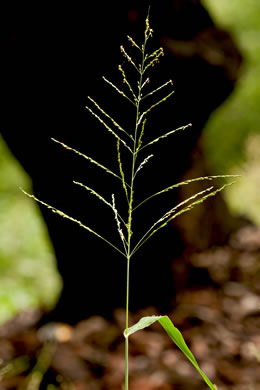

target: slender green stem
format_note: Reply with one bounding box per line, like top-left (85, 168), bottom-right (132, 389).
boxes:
top-left (125, 257), bottom-right (130, 390)
top-left (125, 337), bottom-right (129, 390)
top-left (124, 29), bottom-right (148, 390)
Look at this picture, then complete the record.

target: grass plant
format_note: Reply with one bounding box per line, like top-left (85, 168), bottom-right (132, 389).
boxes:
top-left (22, 13), bottom-right (238, 390)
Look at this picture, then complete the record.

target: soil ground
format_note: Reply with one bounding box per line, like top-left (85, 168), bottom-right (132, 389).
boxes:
top-left (1, 225), bottom-right (260, 390)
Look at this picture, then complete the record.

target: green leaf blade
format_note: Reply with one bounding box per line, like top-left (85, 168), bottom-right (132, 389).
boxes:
top-left (125, 315), bottom-right (217, 390)
top-left (124, 315), bottom-right (159, 337)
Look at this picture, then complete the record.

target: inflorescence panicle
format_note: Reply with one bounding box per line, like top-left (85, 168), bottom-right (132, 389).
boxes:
top-left (22, 13), bottom-right (236, 390)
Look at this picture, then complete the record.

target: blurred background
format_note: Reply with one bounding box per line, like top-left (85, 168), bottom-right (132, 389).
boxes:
top-left (204, 0), bottom-right (260, 224)
top-left (0, 0), bottom-right (260, 324)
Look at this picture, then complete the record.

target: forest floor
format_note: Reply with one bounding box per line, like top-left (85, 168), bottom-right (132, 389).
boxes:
top-left (0, 225), bottom-right (260, 390)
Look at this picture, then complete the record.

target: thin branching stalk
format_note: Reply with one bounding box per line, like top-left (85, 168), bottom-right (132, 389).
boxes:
top-left (123, 21), bottom-right (150, 390)
top-left (87, 96), bottom-right (134, 140)
top-left (85, 105), bottom-right (132, 152)
top-left (51, 138), bottom-right (127, 184)
top-left (103, 76), bottom-right (136, 106)
top-left (22, 12), bottom-right (236, 390)
top-left (21, 189), bottom-right (127, 258)
top-left (120, 15), bottom-right (181, 389)
top-left (133, 174), bottom-right (240, 211)
top-left (131, 182), bottom-right (234, 256)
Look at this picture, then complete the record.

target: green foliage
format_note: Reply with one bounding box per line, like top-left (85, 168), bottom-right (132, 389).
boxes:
top-left (203, 0), bottom-right (260, 223)
top-left (204, 0), bottom-right (260, 32)
top-left (204, 0), bottom-right (260, 172)
top-left (225, 134), bottom-right (260, 224)
top-left (0, 136), bottom-right (61, 323)
top-left (126, 315), bottom-right (217, 390)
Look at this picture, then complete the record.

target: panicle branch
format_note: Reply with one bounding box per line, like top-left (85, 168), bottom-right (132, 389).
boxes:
top-left (117, 139), bottom-right (130, 203)
top-left (141, 79), bottom-right (173, 100)
top-left (120, 45), bottom-right (140, 74)
top-left (87, 96), bottom-right (133, 140)
top-left (118, 65), bottom-right (138, 104)
top-left (136, 119), bottom-right (147, 153)
top-left (131, 182), bottom-right (235, 256)
top-left (143, 47), bottom-right (164, 73)
top-left (73, 180), bottom-right (112, 208)
top-left (51, 138), bottom-right (125, 183)
top-left (134, 174), bottom-right (239, 211)
top-left (139, 123), bottom-right (192, 151)
top-left (127, 35), bottom-right (142, 52)
top-left (141, 77), bottom-right (150, 90)
top-left (137, 90), bottom-right (175, 126)
top-left (112, 194), bottom-right (127, 253)
top-left (85, 104), bottom-right (132, 152)
top-left (134, 154), bottom-right (154, 178)
top-left (21, 189), bottom-right (126, 258)
top-left (103, 76), bottom-right (136, 106)
top-left (144, 15), bottom-right (153, 40)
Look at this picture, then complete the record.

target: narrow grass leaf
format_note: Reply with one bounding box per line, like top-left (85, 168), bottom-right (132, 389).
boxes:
top-left (124, 315), bottom-right (159, 337)
top-left (21, 189), bottom-right (127, 258)
top-left (125, 315), bottom-right (217, 390)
